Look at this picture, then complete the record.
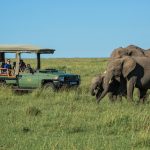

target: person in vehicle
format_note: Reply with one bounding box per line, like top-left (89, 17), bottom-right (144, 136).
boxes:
top-left (25, 64), bottom-right (33, 73)
top-left (0, 62), bottom-right (5, 74)
top-left (4, 59), bottom-right (12, 69)
top-left (19, 59), bottom-right (26, 72)
top-left (3, 59), bottom-right (12, 75)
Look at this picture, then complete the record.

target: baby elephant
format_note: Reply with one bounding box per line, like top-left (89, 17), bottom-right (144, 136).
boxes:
top-left (90, 75), bottom-right (126, 102)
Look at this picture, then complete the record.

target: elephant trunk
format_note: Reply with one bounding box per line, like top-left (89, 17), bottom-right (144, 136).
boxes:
top-left (97, 88), bottom-right (108, 103)
top-left (90, 88), bottom-right (95, 96)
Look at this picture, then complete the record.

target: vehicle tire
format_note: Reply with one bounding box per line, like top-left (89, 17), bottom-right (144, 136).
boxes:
top-left (0, 80), bottom-right (6, 87)
top-left (43, 82), bottom-right (57, 92)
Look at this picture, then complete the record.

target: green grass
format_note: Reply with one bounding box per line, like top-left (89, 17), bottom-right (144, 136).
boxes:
top-left (0, 58), bottom-right (150, 150)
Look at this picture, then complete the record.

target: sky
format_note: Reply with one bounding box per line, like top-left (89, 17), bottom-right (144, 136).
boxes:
top-left (0, 0), bottom-right (150, 58)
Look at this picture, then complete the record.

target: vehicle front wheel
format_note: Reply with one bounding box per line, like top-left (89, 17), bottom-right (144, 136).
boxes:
top-left (43, 82), bottom-right (57, 92)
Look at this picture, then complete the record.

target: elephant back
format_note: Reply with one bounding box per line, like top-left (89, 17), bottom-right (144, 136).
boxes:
top-left (144, 49), bottom-right (150, 57)
top-left (125, 45), bottom-right (145, 57)
top-left (110, 45), bottom-right (145, 59)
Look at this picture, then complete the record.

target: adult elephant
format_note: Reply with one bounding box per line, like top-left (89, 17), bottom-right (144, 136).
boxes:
top-left (90, 75), bottom-right (126, 101)
top-left (110, 45), bottom-right (145, 58)
top-left (144, 49), bottom-right (150, 57)
top-left (97, 56), bottom-right (150, 103)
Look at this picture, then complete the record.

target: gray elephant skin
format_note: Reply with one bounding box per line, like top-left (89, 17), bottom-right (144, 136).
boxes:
top-left (108, 44), bottom-right (150, 102)
top-left (111, 45), bottom-right (145, 58)
top-left (110, 45), bottom-right (150, 58)
top-left (92, 45), bottom-right (144, 102)
top-left (90, 75), bottom-right (125, 101)
top-left (97, 56), bottom-right (150, 103)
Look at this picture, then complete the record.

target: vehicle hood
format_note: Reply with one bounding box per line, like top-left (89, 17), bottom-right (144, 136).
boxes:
top-left (38, 69), bottom-right (79, 76)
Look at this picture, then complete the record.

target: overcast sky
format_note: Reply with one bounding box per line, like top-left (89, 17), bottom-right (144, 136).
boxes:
top-left (0, 0), bottom-right (150, 58)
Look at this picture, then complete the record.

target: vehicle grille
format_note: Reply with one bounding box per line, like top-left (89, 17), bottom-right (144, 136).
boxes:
top-left (64, 76), bottom-right (78, 81)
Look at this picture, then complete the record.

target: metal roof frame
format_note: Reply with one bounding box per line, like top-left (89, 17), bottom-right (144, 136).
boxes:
top-left (0, 45), bottom-right (55, 75)
top-left (0, 45), bottom-right (55, 54)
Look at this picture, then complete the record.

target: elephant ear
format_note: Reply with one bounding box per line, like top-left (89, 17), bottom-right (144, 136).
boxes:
top-left (122, 57), bottom-right (136, 77)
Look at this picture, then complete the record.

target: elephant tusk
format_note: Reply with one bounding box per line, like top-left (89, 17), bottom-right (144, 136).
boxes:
top-left (103, 70), bottom-right (107, 74)
top-left (109, 79), bottom-right (112, 84)
top-left (96, 86), bottom-right (100, 90)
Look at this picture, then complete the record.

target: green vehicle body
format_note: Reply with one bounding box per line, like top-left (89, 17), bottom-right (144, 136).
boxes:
top-left (2, 69), bottom-right (80, 90)
top-left (0, 45), bottom-right (80, 91)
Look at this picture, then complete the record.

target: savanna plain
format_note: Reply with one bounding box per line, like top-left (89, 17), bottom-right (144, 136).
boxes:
top-left (0, 58), bottom-right (150, 150)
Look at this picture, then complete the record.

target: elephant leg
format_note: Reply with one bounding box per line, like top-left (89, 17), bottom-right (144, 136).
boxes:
top-left (127, 77), bottom-right (137, 101)
top-left (108, 92), bottom-right (115, 102)
top-left (119, 77), bottom-right (127, 94)
top-left (117, 95), bottom-right (122, 101)
top-left (112, 95), bottom-right (117, 101)
top-left (137, 88), bottom-right (140, 102)
top-left (139, 89), bottom-right (148, 103)
top-left (117, 77), bottom-right (126, 100)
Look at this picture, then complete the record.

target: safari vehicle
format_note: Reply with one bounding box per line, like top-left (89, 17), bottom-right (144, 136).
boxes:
top-left (0, 45), bottom-right (80, 91)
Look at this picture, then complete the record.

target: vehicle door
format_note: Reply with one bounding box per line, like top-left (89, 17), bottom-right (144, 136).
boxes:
top-left (18, 72), bottom-right (39, 88)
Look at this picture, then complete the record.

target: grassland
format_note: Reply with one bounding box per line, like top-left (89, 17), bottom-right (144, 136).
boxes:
top-left (0, 58), bottom-right (150, 150)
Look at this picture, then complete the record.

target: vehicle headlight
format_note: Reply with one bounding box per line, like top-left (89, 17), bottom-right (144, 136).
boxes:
top-left (53, 76), bottom-right (59, 80)
top-left (59, 76), bottom-right (64, 81)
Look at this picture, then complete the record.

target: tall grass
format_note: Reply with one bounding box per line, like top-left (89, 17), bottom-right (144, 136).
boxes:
top-left (0, 58), bottom-right (150, 150)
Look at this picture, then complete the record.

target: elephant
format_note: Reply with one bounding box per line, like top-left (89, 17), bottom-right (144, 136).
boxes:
top-left (97, 56), bottom-right (150, 103)
top-left (92, 45), bottom-right (150, 103)
top-left (106, 45), bottom-right (149, 102)
top-left (90, 75), bottom-right (126, 102)
top-left (110, 45), bottom-right (145, 58)
top-left (91, 75), bottom-right (104, 99)
top-left (144, 49), bottom-right (150, 57)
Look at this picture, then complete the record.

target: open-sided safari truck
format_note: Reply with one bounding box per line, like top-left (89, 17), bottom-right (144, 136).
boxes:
top-left (0, 45), bottom-right (80, 91)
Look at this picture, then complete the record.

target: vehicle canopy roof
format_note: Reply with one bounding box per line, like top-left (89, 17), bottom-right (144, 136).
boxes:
top-left (0, 45), bottom-right (55, 54)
